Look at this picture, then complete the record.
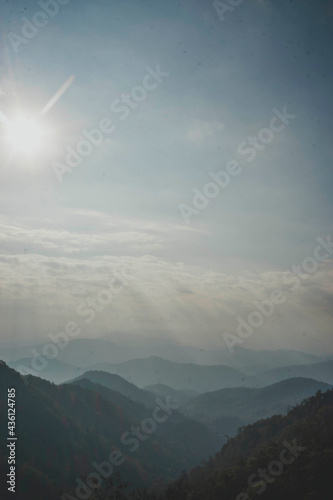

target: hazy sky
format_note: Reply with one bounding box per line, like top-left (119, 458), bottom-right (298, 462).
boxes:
top-left (0, 0), bottom-right (332, 353)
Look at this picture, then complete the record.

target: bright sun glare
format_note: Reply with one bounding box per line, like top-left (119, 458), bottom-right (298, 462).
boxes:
top-left (5, 116), bottom-right (45, 155)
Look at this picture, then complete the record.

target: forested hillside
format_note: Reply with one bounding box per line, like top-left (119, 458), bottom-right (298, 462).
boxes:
top-left (159, 389), bottom-right (333, 500)
top-left (0, 362), bottom-right (222, 500)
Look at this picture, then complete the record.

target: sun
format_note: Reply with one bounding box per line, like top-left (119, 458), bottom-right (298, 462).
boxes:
top-left (5, 115), bottom-right (45, 156)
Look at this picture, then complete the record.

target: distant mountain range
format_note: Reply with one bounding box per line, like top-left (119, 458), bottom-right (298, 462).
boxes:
top-left (72, 371), bottom-right (329, 438)
top-left (181, 377), bottom-right (331, 431)
top-left (144, 384), bottom-right (198, 405)
top-left (88, 356), bottom-right (255, 392)
top-left (1, 338), bottom-right (327, 371)
top-left (254, 360), bottom-right (333, 386)
top-left (7, 356), bottom-right (83, 384)
top-left (86, 357), bottom-right (333, 392)
top-left (7, 349), bottom-right (333, 392)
